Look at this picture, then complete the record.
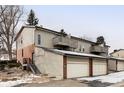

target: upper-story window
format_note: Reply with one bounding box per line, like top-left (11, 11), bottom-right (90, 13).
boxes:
top-left (82, 48), bottom-right (85, 52)
top-left (22, 49), bottom-right (23, 57)
top-left (38, 34), bottom-right (41, 45)
top-left (79, 45), bottom-right (85, 52)
top-left (21, 36), bottom-right (23, 44)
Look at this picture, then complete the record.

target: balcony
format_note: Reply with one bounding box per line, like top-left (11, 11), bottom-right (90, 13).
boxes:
top-left (53, 36), bottom-right (78, 49)
top-left (90, 45), bottom-right (108, 53)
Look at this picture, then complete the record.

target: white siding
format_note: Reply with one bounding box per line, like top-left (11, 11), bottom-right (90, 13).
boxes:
top-left (74, 40), bottom-right (91, 53)
top-left (16, 28), bottom-right (35, 49)
top-left (34, 29), bottom-right (92, 53)
top-left (93, 59), bottom-right (107, 76)
top-left (67, 57), bottom-right (89, 78)
top-left (34, 47), bottom-right (63, 80)
top-left (35, 29), bottom-right (56, 48)
top-left (111, 50), bottom-right (124, 58)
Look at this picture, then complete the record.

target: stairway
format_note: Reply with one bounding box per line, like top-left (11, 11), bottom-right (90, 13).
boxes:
top-left (22, 58), bottom-right (41, 74)
top-left (27, 63), bottom-right (41, 74)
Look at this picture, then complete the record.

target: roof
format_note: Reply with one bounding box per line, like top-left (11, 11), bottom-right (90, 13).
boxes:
top-left (36, 46), bottom-right (124, 61)
top-left (37, 46), bottom-right (107, 59)
top-left (53, 49), bottom-right (107, 58)
top-left (109, 57), bottom-right (124, 61)
top-left (110, 49), bottom-right (124, 55)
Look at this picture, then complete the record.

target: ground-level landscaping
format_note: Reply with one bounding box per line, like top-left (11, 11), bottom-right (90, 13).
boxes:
top-left (1, 69), bottom-right (124, 87)
top-left (0, 67), bottom-right (50, 87)
top-left (0, 60), bottom-right (124, 87)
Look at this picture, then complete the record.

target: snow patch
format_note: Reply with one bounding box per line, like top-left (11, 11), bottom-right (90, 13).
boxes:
top-left (77, 71), bottom-right (124, 83)
top-left (0, 74), bottom-right (40, 87)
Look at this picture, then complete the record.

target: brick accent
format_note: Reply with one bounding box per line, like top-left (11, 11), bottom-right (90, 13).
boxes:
top-left (63, 56), bottom-right (67, 79)
top-left (17, 44), bottom-right (35, 64)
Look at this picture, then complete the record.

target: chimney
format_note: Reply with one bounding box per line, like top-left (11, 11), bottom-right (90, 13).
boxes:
top-left (61, 29), bottom-right (64, 32)
top-left (114, 49), bottom-right (117, 52)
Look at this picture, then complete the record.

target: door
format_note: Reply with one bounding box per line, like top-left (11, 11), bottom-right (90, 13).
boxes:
top-left (93, 59), bottom-right (107, 76)
top-left (67, 57), bottom-right (89, 78)
top-left (117, 61), bottom-right (124, 71)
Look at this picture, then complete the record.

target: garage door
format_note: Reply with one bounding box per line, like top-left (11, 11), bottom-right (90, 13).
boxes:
top-left (117, 61), bottom-right (124, 71)
top-left (67, 57), bottom-right (89, 78)
top-left (93, 59), bottom-right (107, 76)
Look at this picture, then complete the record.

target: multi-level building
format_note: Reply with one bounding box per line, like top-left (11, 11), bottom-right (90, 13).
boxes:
top-left (110, 49), bottom-right (124, 58)
top-left (15, 26), bottom-right (124, 79)
top-left (15, 26), bottom-right (109, 61)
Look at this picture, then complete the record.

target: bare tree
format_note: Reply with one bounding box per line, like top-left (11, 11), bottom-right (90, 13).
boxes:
top-left (0, 5), bottom-right (23, 60)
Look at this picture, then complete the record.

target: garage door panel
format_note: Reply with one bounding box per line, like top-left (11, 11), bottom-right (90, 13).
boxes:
top-left (118, 61), bottom-right (124, 71)
top-left (67, 57), bottom-right (89, 78)
top-left (93, 59), bottom-right (107, 76)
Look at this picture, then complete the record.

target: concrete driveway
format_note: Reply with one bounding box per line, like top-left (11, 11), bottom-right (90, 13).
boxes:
top-left (14, 79), bottom-right (89, 87)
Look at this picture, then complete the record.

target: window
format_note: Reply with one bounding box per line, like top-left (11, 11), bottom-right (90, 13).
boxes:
top-left (22, 49), bottom-right (23, 57)
top-left (118, 54), bottom-right (119, 57)
top-left (82, 48), bottom-right (85, 52)
top-left (38, 34), bottom-right (41, 45)
top-left (79, 45), bottom-right (82, 52)
top-left (79, 45), bottom-right (85, 52)
top-left (21, 37), bottom-right (23, 44)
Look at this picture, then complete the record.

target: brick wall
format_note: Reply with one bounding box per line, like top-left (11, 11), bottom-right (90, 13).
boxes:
top-left (17, 44), bottom-right (34, 64)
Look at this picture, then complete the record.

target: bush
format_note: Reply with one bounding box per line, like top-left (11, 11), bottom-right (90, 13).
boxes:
top-left (0, 64), bottom-right (5, 70)
top-left (0, 60), bottom-right (21, 68)
top-left (7, 62), bottom-right (21, 68)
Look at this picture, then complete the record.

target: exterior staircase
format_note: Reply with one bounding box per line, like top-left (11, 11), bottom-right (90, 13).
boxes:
top-left (22, 58), bottom-right (41, 74)
top-left (27, 63), bottom-right (41, 74)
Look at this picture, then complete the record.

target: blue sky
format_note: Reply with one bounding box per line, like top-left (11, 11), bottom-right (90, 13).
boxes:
top-left (23, 5), bottom-right (124, 52)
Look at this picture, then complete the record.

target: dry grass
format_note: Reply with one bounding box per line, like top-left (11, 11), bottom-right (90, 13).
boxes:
top-left (0, 67), bottom-right (30, 82)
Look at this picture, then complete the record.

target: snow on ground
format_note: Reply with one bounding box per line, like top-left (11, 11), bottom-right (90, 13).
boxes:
top-left (77, 71), bottom-right (124, 83)
top-left (0, 74), bottom-right (41, 87)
